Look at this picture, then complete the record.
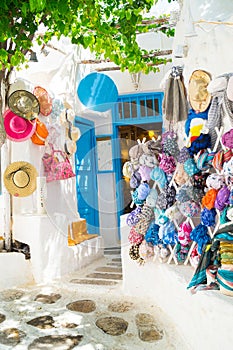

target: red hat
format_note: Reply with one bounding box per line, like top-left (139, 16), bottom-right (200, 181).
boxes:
top-left (3, 110), bottom-right (36, 142)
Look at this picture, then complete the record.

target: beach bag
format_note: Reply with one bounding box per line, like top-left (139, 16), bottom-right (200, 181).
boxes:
top-left (42, 143), bottom-right (75, 182)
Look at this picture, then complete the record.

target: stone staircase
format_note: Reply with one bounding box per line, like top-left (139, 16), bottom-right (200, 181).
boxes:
top-left (69, 246), bottom-right (122, 287)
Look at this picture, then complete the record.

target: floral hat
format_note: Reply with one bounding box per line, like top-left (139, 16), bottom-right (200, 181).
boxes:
top-left (183, 158), bottom-right (199, 177)
top-left (178, 200), bottom-right (200, 218)
top-left (222, 129), bottom-right (233, 149)
top-left (150, 166), bottom-right (167, 189)
top-left (159, 153), bottom-right (176, 174)
top-left (206, 173), bottom-right (225, 190)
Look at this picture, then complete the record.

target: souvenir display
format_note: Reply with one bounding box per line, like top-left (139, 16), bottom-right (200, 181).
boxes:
top-left (124, 67), bottom-right (233, 297)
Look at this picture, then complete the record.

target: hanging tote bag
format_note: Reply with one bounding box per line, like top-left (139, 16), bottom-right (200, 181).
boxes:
top-left (42, 143), bottom-right (76, 182)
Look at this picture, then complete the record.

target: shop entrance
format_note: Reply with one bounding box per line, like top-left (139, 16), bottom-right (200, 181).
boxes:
top-left (113, 92), bottom-right (164, 220)
top-left (117, 123), bottom-right (162, 214)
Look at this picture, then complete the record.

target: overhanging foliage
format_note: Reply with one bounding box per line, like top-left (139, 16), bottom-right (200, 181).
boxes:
top-left (0, 0), bottom-right (174, 76)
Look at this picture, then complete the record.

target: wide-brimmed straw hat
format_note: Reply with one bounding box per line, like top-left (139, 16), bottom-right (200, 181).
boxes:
top-left (33, 86), bottom-right (52, 116)
top-left (3, 110), bottom-right (36, 142)
top-left (3, 161), bottom-right (38, 197)
top-left (67, 125), bottom-right (81, 142)
top-left (64, 139), bottom-right (77, 156)
top-left (188, 70), bottom-right (212, 112)
top-left (8, 90), bottom-right (40, 120)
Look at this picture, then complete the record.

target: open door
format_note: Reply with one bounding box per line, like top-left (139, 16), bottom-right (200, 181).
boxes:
top-left (74, 117), bottom-right (99, 234)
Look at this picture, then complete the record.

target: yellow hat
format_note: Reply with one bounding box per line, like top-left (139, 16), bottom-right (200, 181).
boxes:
top-left (4, 161), bottom-right (38, 197)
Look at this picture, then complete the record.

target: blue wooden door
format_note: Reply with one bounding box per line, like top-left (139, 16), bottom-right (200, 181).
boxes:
top-left (74, 117), bottom-right (99, 234)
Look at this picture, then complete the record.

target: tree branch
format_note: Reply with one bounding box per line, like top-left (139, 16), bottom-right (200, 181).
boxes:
top-left (94, 58), bottom-right (172, 72)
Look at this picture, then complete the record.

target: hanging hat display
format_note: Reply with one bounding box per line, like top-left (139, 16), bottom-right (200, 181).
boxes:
top-left (3, 161), bottom-right (38, 197)
top-left (188, 70), bottom-right (212, 113)
top-left (8, 90), bottom-right (40, 120)
top-left (66, 125), bottom-right (81, 142)
top-left (3, 110), bottom-right (36, 142)
top-left (31, 118), bottom-right (49, 145)
top-left (129, 144), bottom-right (144, 161)
top-left (64, 139), bottom-right (77, 156)
top-left (130, 170), bottom-right (142, 189)
top-left (33, 86), bottom-right (53, 116)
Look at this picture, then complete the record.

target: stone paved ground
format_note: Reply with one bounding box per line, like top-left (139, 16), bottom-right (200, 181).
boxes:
top-left (0, 248), bottom-right (190, 350)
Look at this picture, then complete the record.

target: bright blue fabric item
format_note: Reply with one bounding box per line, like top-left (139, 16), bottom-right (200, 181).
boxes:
top-left (190, 224), bottom-right (211, 254)
top-left (201, 208), bottom-right (217, 227)
top-left (145, 222), bottom-right (160, 246)
top-left (185, 108), bottom-right (209, 136)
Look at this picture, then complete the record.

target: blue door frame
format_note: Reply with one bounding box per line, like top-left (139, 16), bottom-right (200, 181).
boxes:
top-left (74, 116), bottom-right (99, 234)
top-left (112, 92), bottom-right (164, 234)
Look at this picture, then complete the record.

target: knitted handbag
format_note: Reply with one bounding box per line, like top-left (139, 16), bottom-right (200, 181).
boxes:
top-left (42, 143), bottom-right (76, 182)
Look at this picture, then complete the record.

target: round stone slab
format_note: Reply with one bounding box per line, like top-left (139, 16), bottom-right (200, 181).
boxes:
top-left (138, 328), bottom-right (163, 342)
top-left (66, 300), bottom-right (96, 313)
top-left (34, 293), bottom-right (61, 304)
top-left (0, 328), bottom-right (26, 346)
top-left (27, 315), bottom-right (55, 329)
top-left (96, 316), bottom-right (128, 336)
top-left (0, 289), bottom-right (24, 301)
top-left (108, 301), bottom-right (134, 313)
top-left (135, 313), bottom-right (163, 342)
top-left (28, 335), bottom-right (83, 350)
top-left (0, 314), bottom-right (6, 324)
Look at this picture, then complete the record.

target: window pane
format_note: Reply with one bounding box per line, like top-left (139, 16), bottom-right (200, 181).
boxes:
top-left (153, 98), bottom-right (159, 115)
top-left (140, 99), bottom-right (146, 117)
top-left (131, 100), bottom-right (137, 118)
top-left (123, 102), bottom-right (130, 119)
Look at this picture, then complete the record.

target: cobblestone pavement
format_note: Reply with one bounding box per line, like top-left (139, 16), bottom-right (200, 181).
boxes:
top-left (0, 248), bottom-right (189, 350)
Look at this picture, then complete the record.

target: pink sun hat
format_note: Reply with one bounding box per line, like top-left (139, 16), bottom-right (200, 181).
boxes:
top-left (3, 109), bottom-right (36, 142)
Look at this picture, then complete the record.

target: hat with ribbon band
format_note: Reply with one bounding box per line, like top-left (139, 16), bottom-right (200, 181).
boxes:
top-left (3, 110), bottom-right (36, 142)
top-left (3, 161), bottom-right (38, 197)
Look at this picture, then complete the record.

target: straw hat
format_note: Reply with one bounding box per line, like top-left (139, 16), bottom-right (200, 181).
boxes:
top-left (4, 161), bottom-right (38, 197)
top-left (8, 90), bottom-right (40, 120)
top-left (33, 86), bottom-right (52, 116)
top-left (188, 70), bottom-right (212, 112)
top-left (67, 125), bottom-right (81, 142)
top-left (31, 118), bottom-right (49, 145)
top-left (3, 110), bottom-right (36, 142)
top-left (64, 139), bottom-right (77, 156)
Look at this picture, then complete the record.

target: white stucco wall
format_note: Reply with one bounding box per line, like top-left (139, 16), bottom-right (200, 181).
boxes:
top-left (173, 0), bottom-right (233, 84)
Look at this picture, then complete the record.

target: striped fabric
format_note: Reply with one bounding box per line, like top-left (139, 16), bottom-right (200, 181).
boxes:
top-left (206, 95), bottom-right (223, 149)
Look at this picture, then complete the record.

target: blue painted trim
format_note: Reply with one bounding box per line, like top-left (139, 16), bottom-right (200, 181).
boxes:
top-left (74, 116), bottom-right (100, 234)
top-left (113, 117), bottom-right (163, 125)
top-left (112, 91), bottom-right (164, 240)
top-left (112, 124), bottom-right (123, 239)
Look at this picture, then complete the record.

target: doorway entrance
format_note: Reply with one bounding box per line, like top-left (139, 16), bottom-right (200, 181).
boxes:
top-left (117, 123), bottom-right (162, 214)
top-left (74, 116), bottom-right (99, 234)
top-left (112, 92), bottom-right (164, 221)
